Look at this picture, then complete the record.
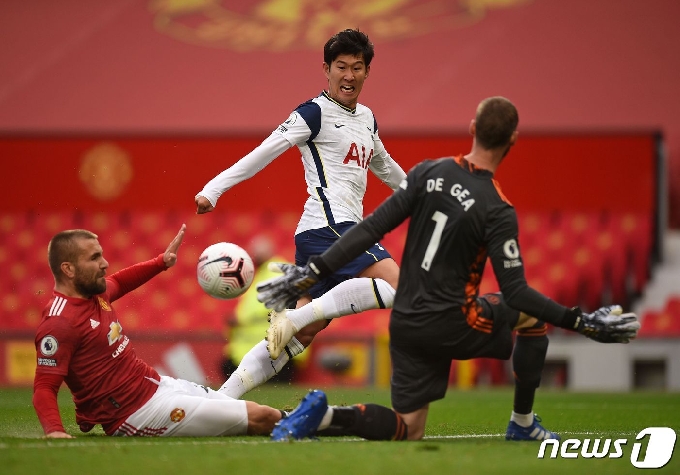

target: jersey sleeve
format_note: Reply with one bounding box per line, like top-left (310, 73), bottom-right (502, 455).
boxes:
top-left (274, 101), bottom-right (319, 145)
top-left (367, 117), bottom-right (406, 190)
top-left (486, 206), bottom-right (571, 326)
top-left (35, 312), bottom-right (79, 377)
top-left (196, 132), bottom-right (293, 207)
top-left (105, 254), bottom-right (166, 302)
top-left (33, 372), bottom-right (66, 435)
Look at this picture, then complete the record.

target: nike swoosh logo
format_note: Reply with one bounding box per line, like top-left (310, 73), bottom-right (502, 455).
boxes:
top-left (334, 124), bottom-right (345, 128)
top-left (351, 304), bottom-right (359, 314)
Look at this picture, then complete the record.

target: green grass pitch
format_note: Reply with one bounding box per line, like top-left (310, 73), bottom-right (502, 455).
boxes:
top-left (1, 385), bottom-right (677, 475)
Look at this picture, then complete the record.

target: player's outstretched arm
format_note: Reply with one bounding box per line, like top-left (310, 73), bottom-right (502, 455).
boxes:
top-left (195, 196), bottom-right (214, 214)
top-left (34, 373), bottom-right (72, 438)
top-left (194, 133), bottom-right (293, 214)
top-left (163, 224), bottom-right (186, 268)
top-left (573, 305), bottom-right (641, 343)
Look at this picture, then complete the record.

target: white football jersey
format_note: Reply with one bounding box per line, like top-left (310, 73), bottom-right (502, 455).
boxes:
top-left (197, 91), bottom-right (405, 234)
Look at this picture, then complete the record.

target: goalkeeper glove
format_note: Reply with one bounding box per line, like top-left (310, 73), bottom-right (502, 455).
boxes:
top-left (256, 261), bottom-right (322, 312)
top-left (567, 305), bottom-right (640, 343)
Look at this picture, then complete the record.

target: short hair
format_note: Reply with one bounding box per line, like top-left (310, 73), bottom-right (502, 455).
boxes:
top-left (323, 28), bottom-right (374, 67)
top-left (48, 229), bottom-right (98, 279)
top-left (474, 97), bottom-right (519, 150)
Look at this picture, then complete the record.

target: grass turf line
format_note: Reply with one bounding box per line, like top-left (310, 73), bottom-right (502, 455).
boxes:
top-left (1, 385), bottom-right (677, 475)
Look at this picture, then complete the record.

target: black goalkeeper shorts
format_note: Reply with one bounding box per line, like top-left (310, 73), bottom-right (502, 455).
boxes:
top-left (390, 293), bottom-right (520, 414)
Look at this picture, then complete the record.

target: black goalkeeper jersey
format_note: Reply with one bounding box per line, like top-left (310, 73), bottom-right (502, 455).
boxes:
top-left (319, 155), bottom-right (571, 336)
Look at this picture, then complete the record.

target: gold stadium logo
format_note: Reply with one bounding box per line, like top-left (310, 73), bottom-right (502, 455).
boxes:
top-left (149, 0), bottom-right (530, 51)
top-left (79, 142), bottom-right (133, 201)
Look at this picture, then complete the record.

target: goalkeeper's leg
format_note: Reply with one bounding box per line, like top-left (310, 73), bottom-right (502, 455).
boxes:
top-left (316, 403), bottom-right (408, 441)
top-left (512, 321), bottom-right (548, 416)
top-left (506, 320), bottom-right (559, 440)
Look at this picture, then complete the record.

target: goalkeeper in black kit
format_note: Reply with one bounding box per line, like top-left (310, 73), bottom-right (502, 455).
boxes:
top-left (259, 96), bottom-right (640, 442)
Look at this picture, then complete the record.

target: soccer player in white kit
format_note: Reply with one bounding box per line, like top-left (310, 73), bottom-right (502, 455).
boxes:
top-left (195, 29), bottom-right (406, 399)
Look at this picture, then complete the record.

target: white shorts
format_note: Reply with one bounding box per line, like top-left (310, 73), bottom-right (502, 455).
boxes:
top-left (114, 376), bottom-right (248, 437)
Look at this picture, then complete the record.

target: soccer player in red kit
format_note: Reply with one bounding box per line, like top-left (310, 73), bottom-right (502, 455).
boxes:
top-left (33, 224), bottom-right (285, 438)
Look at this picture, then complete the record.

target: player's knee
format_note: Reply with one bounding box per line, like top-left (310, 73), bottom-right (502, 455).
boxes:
top-left (516, 321), bottom-right (549, 341)
top-left (514, 314), bottom-right (538, 330)
top-left (373, 278), bottom-right (396, 309)
top-left (245, 402), bottom-right (280, 435)
top-left (404, 418), bottom-right (425, 440)
top-left (398, 410), bottom-right (427, 441)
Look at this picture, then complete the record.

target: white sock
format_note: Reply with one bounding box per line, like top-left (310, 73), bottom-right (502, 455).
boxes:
top-left (317, 407), bottom-right (334, 431)
top-left (286, 278), bottom-right (395, 330)
top-left (218, 338), bottom-right (304, 398)
top-left (511, 411), bottom-right (534, 427)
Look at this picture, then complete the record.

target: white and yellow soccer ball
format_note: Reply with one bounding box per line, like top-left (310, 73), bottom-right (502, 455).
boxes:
top-left (197, 242), bottom-right (255, 299)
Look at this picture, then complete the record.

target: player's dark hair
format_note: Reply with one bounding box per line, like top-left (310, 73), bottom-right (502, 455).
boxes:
top-left (323, 28), bottom-right (374, 67)
top-left (474, 97), bottom-right (519, 150)
top-left (48, 229), bottom-right (98, 279)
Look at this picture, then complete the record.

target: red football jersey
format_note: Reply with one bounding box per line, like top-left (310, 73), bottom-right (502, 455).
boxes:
top-left (34, 256), bottom-right (166, 435)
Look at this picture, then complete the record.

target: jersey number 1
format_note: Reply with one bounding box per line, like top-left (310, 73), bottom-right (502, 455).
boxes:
top-left (421, 211), bottom-right (448, 271)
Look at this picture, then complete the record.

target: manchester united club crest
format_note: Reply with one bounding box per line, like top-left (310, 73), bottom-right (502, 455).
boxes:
top-left (170, 408), bottom-right (186, 423)
top-left (97, 296), bottom-right (112, 311)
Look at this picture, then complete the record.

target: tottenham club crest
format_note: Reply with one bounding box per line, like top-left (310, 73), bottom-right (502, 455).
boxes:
top-left (40, 335), bottom-right (59, 356)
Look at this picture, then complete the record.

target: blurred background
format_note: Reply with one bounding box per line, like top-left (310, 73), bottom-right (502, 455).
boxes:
top-left (1, 0), bottom-right (678, 391)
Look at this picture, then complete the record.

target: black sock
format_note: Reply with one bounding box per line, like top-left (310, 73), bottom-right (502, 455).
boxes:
top-left (512, 324), bottom-right (549, 414)
top-left (324, 404), bottom-right (407, 440)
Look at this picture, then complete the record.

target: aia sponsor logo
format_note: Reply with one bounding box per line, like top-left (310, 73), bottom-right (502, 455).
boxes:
top-left (343, 142), bottom-right (373, 169)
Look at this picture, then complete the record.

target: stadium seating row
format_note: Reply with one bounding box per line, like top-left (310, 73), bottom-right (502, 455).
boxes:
top-left (639, 296), bottom-right (680, 337)
top-left (0, 209), bottom-right (654, 332)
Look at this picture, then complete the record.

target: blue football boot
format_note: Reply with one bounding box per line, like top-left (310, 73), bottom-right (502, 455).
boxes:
top-left (505, 414), bottom-right (560, 441)
top-left (271, 390), bottom-right (328, 442)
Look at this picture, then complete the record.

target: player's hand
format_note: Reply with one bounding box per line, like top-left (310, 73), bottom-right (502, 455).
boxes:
top-left (195, 195), bottom-right (214, 214)
top-left (46, 431), bottom-right (73, 438)
top-left (576, 305), bottom-right (640, 343)
top-left (256, 262), bottom-right (319, 312)
top-left (163, 224), bottom-right (186, 268)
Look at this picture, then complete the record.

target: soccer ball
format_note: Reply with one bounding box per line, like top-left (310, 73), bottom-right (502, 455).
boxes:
top-left (197, 242), bottom-right (255, 299)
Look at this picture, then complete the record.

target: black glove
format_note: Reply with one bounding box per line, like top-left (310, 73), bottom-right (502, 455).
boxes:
top-left (571, 305), bottom-right (640, 343)
top-left (256, 262), bottom-right (320, 312)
